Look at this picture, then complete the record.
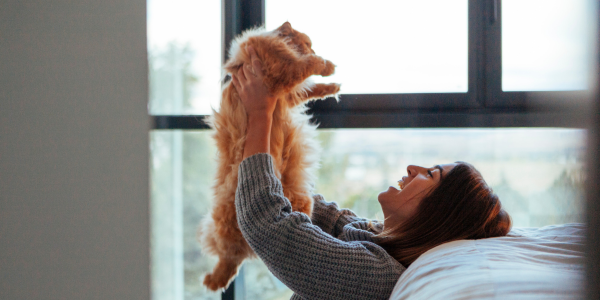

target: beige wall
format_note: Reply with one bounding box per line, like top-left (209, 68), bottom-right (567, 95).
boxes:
top-left (0, 1), bottom-right (150, 299)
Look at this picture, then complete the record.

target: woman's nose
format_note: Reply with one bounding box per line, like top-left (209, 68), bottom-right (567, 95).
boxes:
top-left (407, 165), bottom-right (425, 177)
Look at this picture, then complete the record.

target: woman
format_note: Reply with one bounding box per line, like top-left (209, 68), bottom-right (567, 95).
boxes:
top-left (231, 47), bottom-right (512, 300)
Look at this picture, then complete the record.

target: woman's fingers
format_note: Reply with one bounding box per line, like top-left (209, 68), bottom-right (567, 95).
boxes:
top-left (251, 59), bottom-right (264, 78)
top-left (247, 46), bottom-right (264, 78)
top-left (242, 64), bottom-right (251, 78)
top-left (231, 74), bottom-right (240, 90)
top-left (237, 65), bottom-right (246, 82)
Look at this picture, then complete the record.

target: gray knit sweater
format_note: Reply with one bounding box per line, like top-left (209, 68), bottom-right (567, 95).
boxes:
top-left (235, 153), bottom-right (406, 300)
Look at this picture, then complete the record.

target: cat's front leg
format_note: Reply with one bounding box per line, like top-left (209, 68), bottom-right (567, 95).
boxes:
top-left (282, 55), bottom-right (336, 83)
top-left (305, 55), bottom-right (335, 77)
top-left (264, 51), bottom-right (336, 95)
top-left (302, 83), bottom-right (341, 102)
top-left (322, 61), bottom-right (335, 76)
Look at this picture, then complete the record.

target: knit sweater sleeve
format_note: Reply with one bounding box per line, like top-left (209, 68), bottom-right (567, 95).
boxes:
top-left (310, 195), bottom-right (370, 239)
top-left (235, 154), bottom-right (404, 300)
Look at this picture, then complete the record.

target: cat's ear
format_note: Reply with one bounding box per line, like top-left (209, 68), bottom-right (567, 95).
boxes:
top-left (277, 21), bottom-right (293, 36)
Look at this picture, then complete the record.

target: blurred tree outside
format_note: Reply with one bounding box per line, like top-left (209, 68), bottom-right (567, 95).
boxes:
top-left (149, 42), bottom-right (199, 114)
top-left (149, 40), bottom-right (221, 300)
top-left (526, 168), bottom-right (585, 226)
top-left (182, 132), bottom-right (218, 299)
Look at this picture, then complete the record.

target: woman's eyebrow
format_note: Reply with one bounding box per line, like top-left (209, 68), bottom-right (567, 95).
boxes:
top-left (435, 165), bottom-right (444, 178)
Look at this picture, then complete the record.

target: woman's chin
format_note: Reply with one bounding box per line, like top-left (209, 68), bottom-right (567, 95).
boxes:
top-left (377, 190), bottom-right (388, 203)
top-left (378, 186), bottom-right (399, 202)
top-left (382, 186), bottom-right (398, 195)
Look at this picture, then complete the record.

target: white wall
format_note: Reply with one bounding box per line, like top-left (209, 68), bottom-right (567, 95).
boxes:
top-left (0, 1), bottom-right (150, 299)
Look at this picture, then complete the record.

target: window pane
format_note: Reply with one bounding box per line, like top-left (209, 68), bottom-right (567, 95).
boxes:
top-left (150, 131), bottom-right (220, 300)
top-left (243, 260), bottom-right (294, 299)
top-left (315, 129), bottom-right (586, 226)
top-left (151, 128), bottom-right (585, 298)
top-left (502, 0), bottom-right (595, 91)
top-left (266, 0), bottom-right (468, 94)
top-left (147, 0), bottom-right (221, 115)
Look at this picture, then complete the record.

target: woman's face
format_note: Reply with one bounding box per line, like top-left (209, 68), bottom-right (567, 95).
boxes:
top-left (378, 163), bottom-right (457, 228)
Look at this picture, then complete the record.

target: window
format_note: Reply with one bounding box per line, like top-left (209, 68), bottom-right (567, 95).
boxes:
top-left (502, 0), bottom-right (594, 91)
top-left (147, 0), bottom-right (221, 115)
top-left (149, 1), bottom-right (596, 299)
top-left (266, 0), bottom-right (469, 94)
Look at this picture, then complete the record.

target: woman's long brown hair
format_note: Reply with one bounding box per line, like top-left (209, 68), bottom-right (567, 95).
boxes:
top-left (375, 162), bottom-right (512, 267)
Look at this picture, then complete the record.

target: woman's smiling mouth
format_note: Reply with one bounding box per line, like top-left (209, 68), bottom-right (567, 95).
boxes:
top-left (398, 176), bottom-right (407, 190)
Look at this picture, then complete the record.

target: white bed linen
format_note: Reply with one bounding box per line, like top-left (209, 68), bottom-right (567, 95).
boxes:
top-left (389, 223), bottom-right (586, 300)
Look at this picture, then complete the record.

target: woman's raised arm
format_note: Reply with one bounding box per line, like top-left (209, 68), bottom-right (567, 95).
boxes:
top-left (235, 154), bottom-right (404, 299)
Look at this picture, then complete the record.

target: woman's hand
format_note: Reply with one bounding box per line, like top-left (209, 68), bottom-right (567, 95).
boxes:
top-left (233, 46), bottom-right (276, 159)
top-left (231, 46), bottom-right (277, 119)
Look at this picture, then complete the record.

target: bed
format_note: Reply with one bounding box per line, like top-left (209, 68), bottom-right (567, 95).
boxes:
top-left (389, 223), bottom-right (586, 300)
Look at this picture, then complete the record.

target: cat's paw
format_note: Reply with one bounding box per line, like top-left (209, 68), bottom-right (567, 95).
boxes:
top-left (329, 83), bottom-right (341, 95)
top-left (319, 83), bottom-right (341, 97)
top-left (326, 83), bottom-right (341, 101)
top-left (203, 272), bottom-right (229, 292)
top-left (301, 83), bottom-right (341, 102)
top-left (320, 60), bottom-right (336, 77)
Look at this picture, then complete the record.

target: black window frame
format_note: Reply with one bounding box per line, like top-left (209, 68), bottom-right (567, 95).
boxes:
top-left (150, 0), bottom-right (594, 299)
top-left (154, 0), bottom-right (591, 130)
top-left (482, 0), bottom-right (592, 110)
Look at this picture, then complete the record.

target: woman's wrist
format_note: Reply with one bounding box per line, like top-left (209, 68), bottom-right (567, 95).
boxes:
top-left (243, 113), bottom-right (273, 159)
top-left (248, 112), bottom-right (273, 125)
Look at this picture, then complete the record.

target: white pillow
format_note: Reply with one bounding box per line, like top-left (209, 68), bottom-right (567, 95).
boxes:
top-left (389, 223), bottom-right (586, 300)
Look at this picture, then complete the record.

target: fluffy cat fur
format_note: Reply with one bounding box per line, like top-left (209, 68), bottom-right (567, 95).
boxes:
top-left (198, 22), bottom-right (341, 291)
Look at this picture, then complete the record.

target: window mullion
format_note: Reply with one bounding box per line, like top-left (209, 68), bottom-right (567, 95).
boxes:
top-left (222, 0), bottom-right (242, 65)
top-left (468, 0), bottom-right (486, 108)
top-left (483, 0), bottom-right (507, 107)
top-left (222, 2), bottom-right (264, 299)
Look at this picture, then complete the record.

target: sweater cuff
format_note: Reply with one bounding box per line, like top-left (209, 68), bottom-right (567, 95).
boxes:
top-left (237, 153), bottom-right (283, 200)
top-left (239, 153), bottom-right (277, 180)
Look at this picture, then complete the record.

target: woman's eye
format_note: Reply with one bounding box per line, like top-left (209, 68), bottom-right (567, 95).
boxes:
top-left (427, 170), bottom-right (433, 178)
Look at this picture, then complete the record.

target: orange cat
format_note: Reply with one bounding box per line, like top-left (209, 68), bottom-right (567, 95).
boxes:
top-left (198, 22), bottom-right (341, 291)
